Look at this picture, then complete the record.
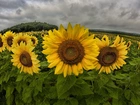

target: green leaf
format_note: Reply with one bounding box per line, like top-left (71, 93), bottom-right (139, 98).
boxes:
top-left (129, 58), bottom-right (140, 66)
top-left (15, 94), bottom-right (24, 105)
top-left (4, 72), bottom-right (11, 83)
top-left (54, 98), bottom-right (78, 105)
top-left (106, 80), bottom-right (119, 89)
top-left (40, 61), bottom-right (49, 68)
top-left (124, 90), bottom-right (131, 100)
top-left (103, 102), bottom-right (111, 105)
top-left (22, 87), bottom-right (33, 103)
top-left (45, 86), bottom-right (57, 99)
top-left (16, 82), bottom-right (23, 93)
top-left (82, 70), bottom-right (98, 81)
top-left (105, 87), bottom-right (119, 99)
top-left (6, 85), bottom-right (14, 98)
top-left (36, 98), bottom-right (50, 105)
top-left (56, 75), bottom-right (77, 99)
top-left (97, 74), bottom-right (110, 88)
top-left (6, 94), bottom-right (14, 105)
top-left (16, 74), bottom-right (24, 82)
top-left (86, 94), bottom-right (102, 105)
top-left (53, 100), bottom-right (67, 105)
top-left (36, 78), bottom-right (43, 92)
top-left (68, 98), bottom-right (78, 105)
top-left (131, 92), bottom-right (140, 105)
top-left (130, 73), bottom-right (140, 85)
top-left (5, 84), bottom-right (15, 105)
top-left (112, 98), bottom-right (126, 105)
top-left (111, 73), bottom-right (128, 80)
top-left (70, 79), bottom-right (93, 96)
top-left (0, 75), bottom-right (4, 84)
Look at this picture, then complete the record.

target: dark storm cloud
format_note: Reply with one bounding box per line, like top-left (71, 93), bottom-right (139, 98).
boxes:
top-left (16, 9), bottom-right (22, 15)
top-left (119, 10), bottom-right (130, 18)
top-left (129, 11), bottom-right (139, 19)
top-left (0, 0), bottom-right (140, 33)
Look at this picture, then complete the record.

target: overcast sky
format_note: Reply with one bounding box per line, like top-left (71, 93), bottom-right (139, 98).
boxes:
top-left (0, 0), bottom-right (140, 33)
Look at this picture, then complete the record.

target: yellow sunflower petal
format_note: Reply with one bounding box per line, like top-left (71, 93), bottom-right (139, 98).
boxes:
top-left (48, 58), bottom-right (61, 68)
top-left (55, 61), bottom-right (64, 74)
top-left (72, 64), bottom-right (79, 76)
top-left (46, 53), bottom-right (59, 62)
top-left (67, 65), bottom-right (72, 75)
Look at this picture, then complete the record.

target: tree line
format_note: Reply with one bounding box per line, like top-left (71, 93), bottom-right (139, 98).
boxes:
top-left (0, 22), bottom-right (58, 34)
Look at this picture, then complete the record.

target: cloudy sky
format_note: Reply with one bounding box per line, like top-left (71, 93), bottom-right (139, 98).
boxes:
top-left (0, 0), bottom-right (140, 33)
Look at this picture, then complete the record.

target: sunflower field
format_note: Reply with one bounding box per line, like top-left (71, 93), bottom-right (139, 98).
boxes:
top-left (0, 23), bottom-right (140, 105)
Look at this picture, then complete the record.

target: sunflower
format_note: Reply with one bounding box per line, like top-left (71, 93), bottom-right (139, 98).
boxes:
top-left (12, 33), bottom-right (32, 48)
top-left (126, 41), bottom-right (132, 50)
top-left (94, 35), bottom-right (128, 74)
top-left (30, 35), bottom-right (38, 46)
top-left (42, 23), bottom-right (99, 77)
top-left (3, 30), bottom-right (15, 51)
top-left (42, 35), bottom-right (49, 49)
top-left (41, 30), bottom-right (48, 38)
top-left (137, 41), bottom-right (140, 50)
top-left (11, 42), bottom-right (40, 75)
top-left (0, 34), bottom-right (5, 52)
top-left (41, 32), bottom-right (45, 38)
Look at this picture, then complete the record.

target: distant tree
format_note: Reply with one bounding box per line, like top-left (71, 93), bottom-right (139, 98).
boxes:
top-left (0, 22), bottom-right (58, 34)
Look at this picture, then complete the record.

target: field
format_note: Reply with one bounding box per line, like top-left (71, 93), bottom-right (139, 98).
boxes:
top-left (0, 29), bottom-right (140, 105)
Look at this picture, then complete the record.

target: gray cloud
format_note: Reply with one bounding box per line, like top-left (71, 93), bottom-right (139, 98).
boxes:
top-left (0, 0), bottom-right (27, 9)
top-left (0, 0), bottom-right (140, 33)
